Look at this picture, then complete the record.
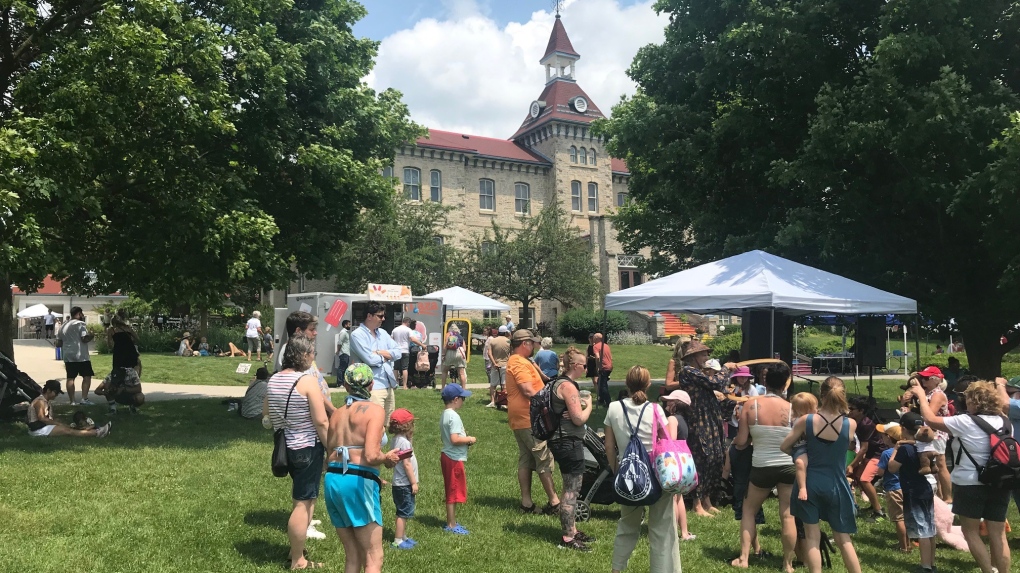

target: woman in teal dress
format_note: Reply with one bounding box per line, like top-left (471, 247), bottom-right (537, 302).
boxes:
top-left (782, 376), bottom-right (862, 573)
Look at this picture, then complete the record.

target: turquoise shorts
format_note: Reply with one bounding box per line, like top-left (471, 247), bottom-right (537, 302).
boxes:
top-left (324, 463), bottom-right (382, 529)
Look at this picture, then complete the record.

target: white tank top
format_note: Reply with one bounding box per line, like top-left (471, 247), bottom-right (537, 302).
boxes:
top-left (749, 396), bottom-right (794, 467)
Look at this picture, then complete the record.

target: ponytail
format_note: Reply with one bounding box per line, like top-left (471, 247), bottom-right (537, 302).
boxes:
top-left (625, 365), bottom-right (651, 404)
top-left (820, 376), bottom-right (848, 414)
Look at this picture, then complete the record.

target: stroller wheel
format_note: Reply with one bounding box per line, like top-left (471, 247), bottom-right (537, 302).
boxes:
top-left (575, 501), bottom-right (590, 522)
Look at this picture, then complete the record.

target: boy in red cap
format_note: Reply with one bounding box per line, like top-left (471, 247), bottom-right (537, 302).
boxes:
top-left (388, 408), bottom-right (419, 549)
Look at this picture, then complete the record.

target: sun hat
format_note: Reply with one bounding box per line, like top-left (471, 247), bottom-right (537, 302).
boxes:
top-left (681, 340), bottom-right (712, 359)
top-left (390, 408), bottom-right (415, 425)
top-left (511, 329), bottom-right (541, 343)
top-left (661, 389), bottom-right (691, 406)
top-left (441, 383), bottom-right (472, 402)
top-left (730, 366), bottom-right (754, 379)
top-left (917, 365), bottom-right (944, 379)
top-left (344, 363), bottom-right (375, 400)
top-left (182, 331), bottom-right (191, 338)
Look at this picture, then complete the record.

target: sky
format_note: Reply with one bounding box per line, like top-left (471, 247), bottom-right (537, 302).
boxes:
top-left (355, 0), bottom-right (669, 138)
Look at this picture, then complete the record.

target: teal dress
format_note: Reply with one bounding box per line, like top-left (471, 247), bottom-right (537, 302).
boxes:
top-left (790, 414), bottom-right (857, 534)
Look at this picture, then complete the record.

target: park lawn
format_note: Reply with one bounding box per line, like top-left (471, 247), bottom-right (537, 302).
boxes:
top-left (463, 344), bottom-right (674, 384)
top-left (2, 391), bottom-right (1016, 573)
top-left (91, 353), bottom-right (268, 387)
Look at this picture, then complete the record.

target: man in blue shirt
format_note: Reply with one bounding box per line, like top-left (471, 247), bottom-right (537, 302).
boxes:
top-left (350, 301), bottom-right (401, 423)
top-left (1006, 376), bottom-right (1020, 513)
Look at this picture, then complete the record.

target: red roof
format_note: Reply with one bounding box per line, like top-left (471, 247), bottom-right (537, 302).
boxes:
top-left (611, 157), bottom-right (629, 174)
top-left (415, 129), bottom-right (550, 165)
top-left (542, 16), bottom-right (580, 61)
top-left (12, 276), bottom-right (64, 295)
top-left (511, 80), bottom-right (604, 139)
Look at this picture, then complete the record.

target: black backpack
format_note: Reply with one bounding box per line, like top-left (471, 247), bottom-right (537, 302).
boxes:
top-left (957, 415), bottom-right (1020, 489)
top-left (530, 376), bottom-right (575, 441)
top-left (613, 401), bottom-right (662, 506)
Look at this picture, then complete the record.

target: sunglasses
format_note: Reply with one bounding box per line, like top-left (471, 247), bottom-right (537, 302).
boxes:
top-left (372, 313), bottom-right (385, 319)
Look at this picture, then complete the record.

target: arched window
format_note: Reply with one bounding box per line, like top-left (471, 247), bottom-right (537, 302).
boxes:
top-left (579, 147), bottom-right (587, 165)
top-left (514, 183), bottom-right (530, 214)
top-left (403, 167), bottom-right (421, 200)
top-left (569, 146), bottom-right (577, 163)
top-left (570, 181), bottom-right (582, 211)
top-left (479, 179), bottom-right (495, 211)
top-left (589, 148), bottom-right (597, 166)
top-left (430, 170), bottom-right (442, 202)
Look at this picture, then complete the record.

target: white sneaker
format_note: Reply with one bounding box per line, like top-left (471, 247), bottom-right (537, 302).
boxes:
top-left (310, 519), bottom-right (321, 527)
top-left (306, 525), bottom-right (326, 539)
top-left (96, 422), bottom-right (112, 438)
top-left (486, 402), bottom-right (496, 408)
top-left (80, 398), bottom-right (94, 405)
top-left (69, 401), bottom-right (78, 406)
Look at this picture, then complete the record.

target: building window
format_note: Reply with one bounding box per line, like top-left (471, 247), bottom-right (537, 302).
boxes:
top-left (483, 310), bottom-right (500, 320)
top-left (479, 178), bottom-right (495, 211)
top-left (434, 236), bottom-right (444, 246)
top-left (590, 149), bottom-right (597, 166)
top-left (718, 315), bottom-right (731, 326)
top-left (514, 183), bottom-right (530, 214)
top-left (571, 181), bottom-right (582, 211)
top-left (579, 147), bottom-right (587, 165)
top-left (430, 170), bottom-right (442, 202)
top-left (403, 167), bottom-right (421, 200)
top-left (382, 166), bottom-right (394, 179)
top-left (619, 270), bottom-right (642, 290)
top-left (616, 192), bottom-right (628, 207)
top-left (569, 146), bottom-right (577, 163)
top-left (519, 307), bottom-right (536, 329)
top-left (587, 182), bottom-right (598, 212)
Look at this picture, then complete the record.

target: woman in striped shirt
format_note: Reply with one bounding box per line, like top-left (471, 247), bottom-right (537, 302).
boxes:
top-left (265, 337), bottom-right (329, 570)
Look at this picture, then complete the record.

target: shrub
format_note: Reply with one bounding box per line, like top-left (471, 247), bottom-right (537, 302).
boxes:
top-left (557, 309), bottom-right (629, 343)
top-left (608, 331), bottom-right (653, 345)
top-left (94, 324), bottom-right (245, 354)
top-left (709, 330), bottom-right (742, 360)
top-left (469, 319), bottom-right (502, 336)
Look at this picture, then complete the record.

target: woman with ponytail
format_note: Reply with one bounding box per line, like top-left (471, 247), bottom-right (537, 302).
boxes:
top-left (782, 376), bottom-right (862, 573)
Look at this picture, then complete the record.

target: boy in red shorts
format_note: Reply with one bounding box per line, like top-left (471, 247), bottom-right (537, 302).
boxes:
top-left (440, 383), bottom-right (476, 534)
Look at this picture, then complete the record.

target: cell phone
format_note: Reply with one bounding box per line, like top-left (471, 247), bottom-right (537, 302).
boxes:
top-left (396, 448), bottom-right (413, 460)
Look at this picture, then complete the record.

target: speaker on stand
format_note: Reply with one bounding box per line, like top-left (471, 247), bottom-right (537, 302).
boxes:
top-left (856, 316), bottom-right (886, 400)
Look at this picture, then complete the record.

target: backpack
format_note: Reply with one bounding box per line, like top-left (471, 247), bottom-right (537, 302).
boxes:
top-left (530, 376), bottom-right (575, 441)
top-left (415, 349), bottom-right (430, 372)
top-left (613, 401), bottom-right (662, 506)
top-left (957, 414), bottom-right (1020, 489)
top-left (445, 333), bottom-right (459, 350)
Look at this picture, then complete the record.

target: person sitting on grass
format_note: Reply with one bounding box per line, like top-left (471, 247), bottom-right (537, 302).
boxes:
top-left (197, 337), bottom-right (211, 356)
top-left (388, 408), bottom-right (419, 550)
top-left (223, 367), bottom-right (269, 418)
top-left (177, 332), bottom-right (194, 357)
top-left (27, 380), bottom-right (111, 438)
top-left (94, 365), bottom-right (145, 415)
top-left (440, 383), bottom-right (476, 535)
top-left (216, 341), bottom-right (246, 357)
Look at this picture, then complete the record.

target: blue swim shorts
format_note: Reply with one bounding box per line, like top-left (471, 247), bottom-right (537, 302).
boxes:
top-left (324, 463), bottom-right (383, 529)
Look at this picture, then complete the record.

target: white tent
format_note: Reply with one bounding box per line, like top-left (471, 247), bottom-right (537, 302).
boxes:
top-left (16, 303), bottom-right (58, 319)
top-left (424, 286), bottom-right (511, 312)
top-left (605, 250), bottom-right (916, 316)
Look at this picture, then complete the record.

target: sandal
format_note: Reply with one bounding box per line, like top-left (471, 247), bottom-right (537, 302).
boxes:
top-left (541, 503), bottom-right (560, 515)
top-left (290, 560), bottom-right (325, 570)
top-left (519, 503), bottom-right (536, 514)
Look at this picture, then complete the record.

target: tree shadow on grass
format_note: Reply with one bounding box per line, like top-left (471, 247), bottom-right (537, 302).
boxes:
top-left (503, 521), bottom-right (562, 542)
top-left (234, 539), bottom-right (290, 567)
top-left (473, 495), bottom-right (519, 512)
top-left (417, 515), bottom-right (448, 530)
top-left (244, 509), bottom-right (290, 531)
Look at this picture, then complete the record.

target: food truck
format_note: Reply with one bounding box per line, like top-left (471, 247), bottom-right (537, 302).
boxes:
top-left (274, 286), bottom-right (445, 375)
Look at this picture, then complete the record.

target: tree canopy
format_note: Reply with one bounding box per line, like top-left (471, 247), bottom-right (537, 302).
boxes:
top-left (0, 0), bottom-right (419, 355)
top-left (460, 202), bottom-right (600, 327)
top-left (597, 0), bottom-right (1020, 376)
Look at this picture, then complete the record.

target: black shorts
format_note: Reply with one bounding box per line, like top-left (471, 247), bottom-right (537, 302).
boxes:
top-left (65, 361), bottom-right (95, 379)
top-left (749, 464), bottom-right (796, 489)
top-left (395, 354), bottom-right (410, 373)
top-left (288, 442), bottom-right (325, 501)
top-left (952, 484), bottom-right (1010, 522)
top-left (547, 436), bottom-right (586, 476)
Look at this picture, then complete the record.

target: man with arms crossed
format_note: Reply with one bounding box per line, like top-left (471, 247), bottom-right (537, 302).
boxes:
top-left (350, 302), bottom-right (401, 423)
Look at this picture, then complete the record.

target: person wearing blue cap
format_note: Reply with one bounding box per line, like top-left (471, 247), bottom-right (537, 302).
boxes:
top-left (440, 383), bottom-right (476, 535)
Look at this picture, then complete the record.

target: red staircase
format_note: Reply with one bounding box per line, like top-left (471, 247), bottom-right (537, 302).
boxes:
top-left (651, 312), bottom-right (697, 338)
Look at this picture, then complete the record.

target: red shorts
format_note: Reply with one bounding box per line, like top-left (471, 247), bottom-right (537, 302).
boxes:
top-left (441, 453), bottom-right (467, 504)
top-left (853, 457), bottom-right (882, 484)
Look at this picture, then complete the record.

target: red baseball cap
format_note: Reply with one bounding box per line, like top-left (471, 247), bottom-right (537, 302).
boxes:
top-left (390, 408), bottom-right (415, 425)
top-left (918, 366), bottom-right (944, 379)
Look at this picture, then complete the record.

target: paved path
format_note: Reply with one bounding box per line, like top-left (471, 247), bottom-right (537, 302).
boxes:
top-left (11, 340), bottom-right (908, 404)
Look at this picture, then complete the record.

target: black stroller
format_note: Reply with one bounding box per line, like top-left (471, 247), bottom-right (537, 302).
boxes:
top-left (575, 426), bottom-right (617, 521)
top-left (408, 344), bottom-right (439, 389)
top-left (0, 350), bottom-right (43, 419)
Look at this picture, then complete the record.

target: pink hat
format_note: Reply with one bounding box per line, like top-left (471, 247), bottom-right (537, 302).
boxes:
top-left (661, 390), bottom-right (691, 406)
top-left (730, 366), bottom-right (754, 379)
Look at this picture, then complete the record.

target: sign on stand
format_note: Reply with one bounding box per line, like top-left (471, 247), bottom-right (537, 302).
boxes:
top-left (367, 284), bottom-right (413, 302)
top-left (236, 363), bottom-right (252, 374)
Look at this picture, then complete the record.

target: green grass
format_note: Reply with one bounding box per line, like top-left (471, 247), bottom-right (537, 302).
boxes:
top-left (463, 344), bottom-right (673, 383)
top-left (2, 390), bottom-right (1016, 573)
top-left (90, 353), bottom-right (256, 386)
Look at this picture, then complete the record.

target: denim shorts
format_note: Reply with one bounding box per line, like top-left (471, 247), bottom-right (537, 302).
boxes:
top-left (904, 497), bottom-right (935, 539)
top-left (288, 442), bottom-right (324, 501)
top-left (392, 484), bottom-right (416, 519)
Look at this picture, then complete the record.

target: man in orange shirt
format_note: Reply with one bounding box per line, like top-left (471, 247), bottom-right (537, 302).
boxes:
top-left (593, 333), bottom-right (613, 407)
top-left (505, 329), bottom-right (561, 514)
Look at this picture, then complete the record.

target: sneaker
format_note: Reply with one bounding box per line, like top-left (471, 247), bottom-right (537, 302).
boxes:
top-left (573, 530), bottom-right (596, 543)
top-left (558, 538), bottom-right (591, 552)
top-left (310, 519), bottom-right (321, 527)
top-left (80, 398), bottom-right (94, 405)
top-left (306, 525), bottom-right (326, 540)
top-left (392, 539), bottom-right (415, 550)
top-left (443, 524), bottom-right (469, 535)
top-left (69, 401), bottom-right (77, 406)
top-left (486, 402), bottom-right (496, 408)
top-left (404, 538), bottom-right (417, 546)
top-left (867, 512), bottom-right (887, 523)
top-left (96, 422), bottom-right (111, 438)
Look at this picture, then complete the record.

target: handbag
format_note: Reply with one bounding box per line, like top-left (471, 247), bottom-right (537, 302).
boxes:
top-left (651, 406), bottom-right (699, 495)
top-left (271, 380), bottom-right (300, 478)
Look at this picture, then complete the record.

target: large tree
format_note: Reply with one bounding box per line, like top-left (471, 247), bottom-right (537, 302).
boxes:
top-left (460, 202), bottom-right (600, 327)
top-left (0, 0), bottom-right (419, 356)
top-left (597, 0), bottom-right (1020, 376)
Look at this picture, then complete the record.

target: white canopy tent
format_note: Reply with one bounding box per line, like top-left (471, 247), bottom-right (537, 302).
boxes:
top-left (423, 286), bottom-right (511, 312)
top-left (16, 303), bottom-right (60, 319)
top-left (605, 250), bottom-right (917, 316)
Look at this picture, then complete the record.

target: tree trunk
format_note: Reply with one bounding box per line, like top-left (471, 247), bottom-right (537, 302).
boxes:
top-left (958, 318), bottom-right (1005, 378)
top-left (200, 306), bottom-right (209, 339)
top-left (0, 280), bottom-right (13, 360)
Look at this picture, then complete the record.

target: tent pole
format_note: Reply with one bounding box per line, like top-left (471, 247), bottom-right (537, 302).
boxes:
top-left (914, 314), bottom-right (922, 373)
top-left (770, 308), bottom-right (775, 358)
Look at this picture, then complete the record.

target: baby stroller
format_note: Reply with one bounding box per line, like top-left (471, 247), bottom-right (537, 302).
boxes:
top-left (408, 344), bottom-right (439, 389)
top-left (575, 426), bottom-right (617, 522)
top-left (0, 350), bottom-right (42, 419)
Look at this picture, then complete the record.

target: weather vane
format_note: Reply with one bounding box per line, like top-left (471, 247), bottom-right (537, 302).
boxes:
top-left (554, 0), bottom-right (562, 17)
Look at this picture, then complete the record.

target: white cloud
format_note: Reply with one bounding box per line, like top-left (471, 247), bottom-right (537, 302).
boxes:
top-left (367, 0), bottom-right (668, 138)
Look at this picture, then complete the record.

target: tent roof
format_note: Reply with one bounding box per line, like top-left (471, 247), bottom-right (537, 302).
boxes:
top-left (424, 286), bottom-right (511, 312)
top-left (604, 250), bottom-right (916, 316)
top-left (17, 303), bottom-right (56, 318)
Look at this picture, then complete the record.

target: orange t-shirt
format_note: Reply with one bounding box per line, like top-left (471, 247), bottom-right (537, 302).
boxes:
top-left (506, 354), bottom-right (544, 430)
